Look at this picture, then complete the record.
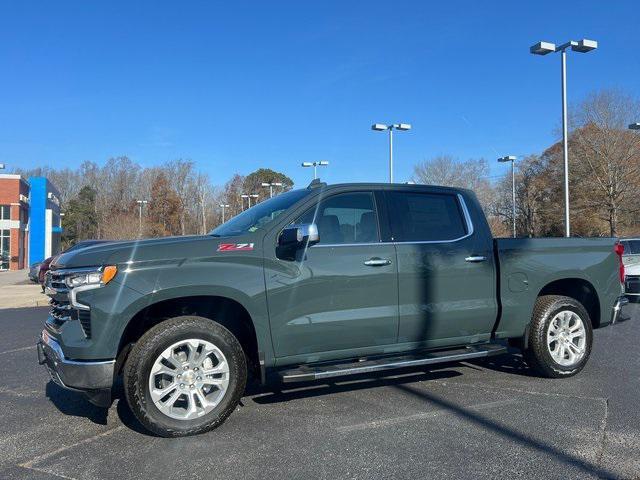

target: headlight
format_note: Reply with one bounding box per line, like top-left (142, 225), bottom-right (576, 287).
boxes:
top-left (64, 266), bottom-right (118, 288)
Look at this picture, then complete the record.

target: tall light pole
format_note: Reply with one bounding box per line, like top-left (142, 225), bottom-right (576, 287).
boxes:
top-left (261, 182), bottom-right (283, 198)
top-left (241, 193), bottom-right (259, 209)
top-left (371, 123), bottom-right (411, 183)
top-left (530, 38), bottom-right (597, 237)
top-left (498, 156), bottom-right (518, 238)
top-left (136, 200), bottom-right (148, 236)
top-left (218, 203), bottom-right (230, 223)
top-left (301, 161), bottom-right (329, 179)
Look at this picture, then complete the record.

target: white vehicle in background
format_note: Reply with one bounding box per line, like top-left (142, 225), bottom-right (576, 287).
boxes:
top-left (621, 238), bottom-right (640, 302)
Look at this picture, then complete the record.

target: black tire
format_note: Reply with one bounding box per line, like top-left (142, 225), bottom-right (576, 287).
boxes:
top-left (523, 295), bottom-right (593, 378)
top-left (123, 315), bottom-right (247, 437)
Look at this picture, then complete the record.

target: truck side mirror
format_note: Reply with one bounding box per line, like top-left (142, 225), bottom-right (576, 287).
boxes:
top-left (277, 223), bottom-right (320, 260)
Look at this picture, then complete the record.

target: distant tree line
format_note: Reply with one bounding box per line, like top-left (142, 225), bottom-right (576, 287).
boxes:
top-left (412, 89), bottom-right (640, 238)
top-left (14, 159), bottom-right (293, 247)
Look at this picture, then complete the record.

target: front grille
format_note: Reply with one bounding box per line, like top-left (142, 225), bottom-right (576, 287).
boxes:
top-left (78, 310), bottom-right (92, 338)
top-left (46, 271), bottom-right (92, 339)
top-left (48, 271), bottom-right (69, 293)
top-left (49, 298), bottom-right (73, 329)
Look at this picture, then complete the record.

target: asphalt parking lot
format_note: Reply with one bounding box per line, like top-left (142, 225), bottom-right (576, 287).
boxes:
top-left (1, 306), bottom-right (639, 480)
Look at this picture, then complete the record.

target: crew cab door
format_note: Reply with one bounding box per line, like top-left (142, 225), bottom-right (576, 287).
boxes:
top-left (264, 190), bottom-right (399, 362)
top-left (386, 189), bottom-right (498, 348)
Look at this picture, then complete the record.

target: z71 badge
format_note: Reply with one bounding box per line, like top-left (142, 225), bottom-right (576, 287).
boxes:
top-left (217, 243), bottom-right (255, 252)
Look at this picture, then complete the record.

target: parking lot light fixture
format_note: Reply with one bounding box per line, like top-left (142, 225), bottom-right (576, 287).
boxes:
top-left (242, 193), bottom-right (259, 208)
top-left (629, 123), bottom-right (640, 130)
top-left (301, 161), bottom-right (329, 179)
top-left (261, 182), bottom-right (284, 198)
top-left (135, 200), bottom-right (148, 237)
top-left (530, 41), bottom-right (556, 55)
top-left (218, 203), bottom-right (230, 223)
top-left (498, 156), bottom-right (518, 238)
top-left (371, 123), bottom-right (412, 183)
top-left (530, 38), bottom-right (597, 237)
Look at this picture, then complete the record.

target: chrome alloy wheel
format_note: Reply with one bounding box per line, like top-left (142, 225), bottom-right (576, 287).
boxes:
top-left (546, 310), bottom-right (586, 367)
top-left (148, 339), bottom-right (230, 420)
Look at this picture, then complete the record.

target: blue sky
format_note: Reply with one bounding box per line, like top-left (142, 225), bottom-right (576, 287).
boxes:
top-left (0, 1), bottom-right (638, 188)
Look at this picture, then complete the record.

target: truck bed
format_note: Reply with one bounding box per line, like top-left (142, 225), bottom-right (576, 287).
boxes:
top-left (493, 237), bottom-right (622, 339)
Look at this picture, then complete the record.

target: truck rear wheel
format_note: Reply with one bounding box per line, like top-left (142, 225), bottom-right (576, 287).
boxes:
top-left (123, 315), bottom-right (247, 437)
top-left (523, 295), bottom-right (593, 378)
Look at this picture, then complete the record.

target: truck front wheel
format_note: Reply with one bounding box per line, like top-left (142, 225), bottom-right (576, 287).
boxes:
top-left (123, 315), bottom-right (247, 437)
top-left (523, 295), bottom-right (593, 378)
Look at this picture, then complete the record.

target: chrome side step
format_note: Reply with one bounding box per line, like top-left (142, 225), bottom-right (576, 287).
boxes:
top-left (279, 343), bottom-right (507, 383)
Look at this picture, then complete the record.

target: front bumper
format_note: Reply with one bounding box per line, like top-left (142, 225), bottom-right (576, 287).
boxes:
top-left (37, 330), bottom-right (115, 405)
top-left (611, 296), bottom-right (629, 325)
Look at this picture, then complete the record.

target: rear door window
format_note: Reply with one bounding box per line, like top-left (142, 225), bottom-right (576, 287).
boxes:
top-left (388, 191), bottom-right (468, 242)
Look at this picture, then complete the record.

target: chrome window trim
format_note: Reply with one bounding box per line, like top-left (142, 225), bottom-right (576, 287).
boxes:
top-left (392, 193), bottom-right (474, 245)
top-left (310, 194), bottom-right (475, 247)
top-left (314, 242), bottom-right (383, 248)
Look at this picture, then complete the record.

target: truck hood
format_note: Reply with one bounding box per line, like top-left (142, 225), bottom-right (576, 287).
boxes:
top-left (51, 235), bottom-right (254, 270)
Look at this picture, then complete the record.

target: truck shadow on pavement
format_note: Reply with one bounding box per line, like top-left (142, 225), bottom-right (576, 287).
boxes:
top-left (466, 351), bottom-right (538, 377)
top-left (45, 382), bottom-right (109, 426)
top-left (44, 369), bottom-right (464, 435)
top-left (249, 368), bottom-right (462, 404)
top-left (394, 383), bottom-right (617, 479)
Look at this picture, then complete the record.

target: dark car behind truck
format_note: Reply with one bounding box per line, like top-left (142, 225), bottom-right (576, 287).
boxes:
top-left (37, 181), bottom-right (627, 436)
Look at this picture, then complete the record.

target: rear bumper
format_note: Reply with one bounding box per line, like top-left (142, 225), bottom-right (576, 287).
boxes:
top-left (37, 330), bottom-right (115, 405)
top-left (611, 296), bottom-right (629, 325)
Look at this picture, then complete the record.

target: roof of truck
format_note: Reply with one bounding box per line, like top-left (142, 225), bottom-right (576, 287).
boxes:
top-left (306, 178), bottom-right (470, 194)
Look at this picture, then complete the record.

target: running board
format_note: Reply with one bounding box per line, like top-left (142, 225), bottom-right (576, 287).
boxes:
top-left (279, 343), bottom-right (507, 383)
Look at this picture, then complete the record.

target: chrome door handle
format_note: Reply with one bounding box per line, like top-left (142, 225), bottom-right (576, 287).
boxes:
top-left (364, 258), bottom-right (392, 267)
top-left (465, 256), bottom-right (487, 263)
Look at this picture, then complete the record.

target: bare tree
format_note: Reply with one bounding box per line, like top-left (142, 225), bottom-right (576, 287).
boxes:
top-left (570, 89), bottom-right (640, 236)
top-left (166, 159), bottom-right (195, 235)
top-left (412, 155), bottom-right (495, 212)
top-left (192, 172), bottom-right (211, 234)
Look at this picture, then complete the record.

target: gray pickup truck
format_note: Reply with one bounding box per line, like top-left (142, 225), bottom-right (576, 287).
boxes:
top-left (38, 181), bottom-right (628, 437)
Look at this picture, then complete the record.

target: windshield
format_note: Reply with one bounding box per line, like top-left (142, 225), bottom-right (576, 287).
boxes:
top-left (210, 188), bottom-right (311, 237)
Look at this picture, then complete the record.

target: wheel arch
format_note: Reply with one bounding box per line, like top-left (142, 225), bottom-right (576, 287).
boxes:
top-left (537, 277), bottom-right (601, 328)
top-left (116, 294), bottom-right (263, 378)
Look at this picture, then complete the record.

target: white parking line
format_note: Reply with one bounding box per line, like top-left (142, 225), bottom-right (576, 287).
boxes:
top-left (337, 399), bottom-right (517, 432)
top-left (0, 345), bottom-right (35, 356)
top-left (20, 465), bottom-right (78, 480)
top-left (430, 380), bottom-right (608, 403)
top-left (19, 426), bottom-right (125, 469)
